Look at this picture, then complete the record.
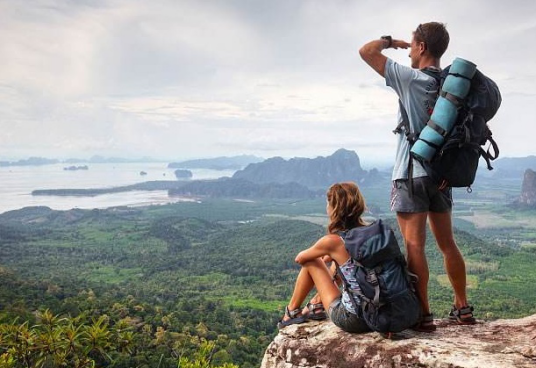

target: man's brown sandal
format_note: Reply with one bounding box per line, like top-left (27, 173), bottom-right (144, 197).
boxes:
top-left (449, 305), bottom-right (476, 325)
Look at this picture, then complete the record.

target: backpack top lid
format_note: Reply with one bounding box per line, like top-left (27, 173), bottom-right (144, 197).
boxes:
top-left (342, 219), bottom-right (402, 268)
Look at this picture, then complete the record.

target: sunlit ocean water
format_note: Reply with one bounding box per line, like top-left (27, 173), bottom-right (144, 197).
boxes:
top-left (0, 163), bottom-right (235, 214)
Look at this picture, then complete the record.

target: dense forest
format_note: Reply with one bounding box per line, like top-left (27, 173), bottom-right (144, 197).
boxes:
top-left (1, 195), bottom-right (535, 367)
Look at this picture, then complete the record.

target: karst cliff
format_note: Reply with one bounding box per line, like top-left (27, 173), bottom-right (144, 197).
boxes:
top-left (261, 314), bottom-right (536, 368)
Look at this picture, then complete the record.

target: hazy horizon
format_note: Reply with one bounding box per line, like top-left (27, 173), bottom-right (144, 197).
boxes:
top-left (0, 148), bottom-right (395, 170)
top-left (3, 149), bottom-right (536, 174)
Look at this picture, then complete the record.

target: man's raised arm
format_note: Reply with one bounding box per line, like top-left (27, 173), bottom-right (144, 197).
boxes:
top-left (359, 37), bottom-right (410, 77)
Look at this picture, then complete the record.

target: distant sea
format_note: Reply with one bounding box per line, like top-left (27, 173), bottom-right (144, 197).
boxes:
top-left (0, 163), bottom-right (235, 215)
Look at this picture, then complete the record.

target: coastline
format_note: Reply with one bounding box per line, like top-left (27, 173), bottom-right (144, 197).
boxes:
top-left (0, 163), bottom-right (234, 215)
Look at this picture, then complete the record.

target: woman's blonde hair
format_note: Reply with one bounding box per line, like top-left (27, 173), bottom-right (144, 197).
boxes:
top-left (326, 182), bottom-right (366, 234)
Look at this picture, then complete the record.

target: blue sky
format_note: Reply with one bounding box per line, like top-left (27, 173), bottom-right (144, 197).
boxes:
top-left (0, 0), bottom-right (534, 167)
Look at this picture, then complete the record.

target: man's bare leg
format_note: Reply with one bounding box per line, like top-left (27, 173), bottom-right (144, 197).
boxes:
top-left (428, 211), bottom-right (472, 319)
top-left (397, 211), bottom-right (430, 314)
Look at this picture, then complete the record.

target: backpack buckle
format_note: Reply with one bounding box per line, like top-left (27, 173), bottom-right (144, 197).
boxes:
top-left (366, 270), bottom-right (379, 286)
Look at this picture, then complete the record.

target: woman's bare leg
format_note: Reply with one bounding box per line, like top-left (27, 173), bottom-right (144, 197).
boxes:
top-left (302, 262), bottom-right (338, 315)
top-left (284, 258), bottom-right (341, 321)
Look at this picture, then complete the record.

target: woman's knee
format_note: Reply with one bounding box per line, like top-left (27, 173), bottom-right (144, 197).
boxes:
top-left (302, 258), bottom-right (326, 269)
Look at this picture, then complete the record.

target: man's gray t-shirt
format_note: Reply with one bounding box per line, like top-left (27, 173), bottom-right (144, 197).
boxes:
top-left (384, 58), bottom-right (440, 181)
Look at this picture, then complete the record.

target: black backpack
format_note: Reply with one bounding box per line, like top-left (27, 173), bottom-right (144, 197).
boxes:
top-left (337, 219), bottom-right (421, 333)
top-left (398, 65), bottom-right (501, 189)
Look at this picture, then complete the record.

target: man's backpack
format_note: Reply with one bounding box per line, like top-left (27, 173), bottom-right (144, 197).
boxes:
top-left (398, 63), bottom-right (501, 189)
top-left (337, 219), bottom-right (421, 333)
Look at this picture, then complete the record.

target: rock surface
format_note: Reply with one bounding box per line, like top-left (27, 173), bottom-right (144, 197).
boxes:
top-left (168, 154), bottom-right (263, 170)
top-left (519, 169), bottom-right (536, 207)
top-left (174, 169), bottom-right (193, 179)
top-left (232, 149), bottom-right (375, 189)
top-left (168, 177), bottom-right (316, 199)
top-left (261, 314), bottom-right (536, 368)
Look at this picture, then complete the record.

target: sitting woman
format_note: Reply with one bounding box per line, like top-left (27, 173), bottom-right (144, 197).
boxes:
top-left (278, 182), bottom-right (371, 333)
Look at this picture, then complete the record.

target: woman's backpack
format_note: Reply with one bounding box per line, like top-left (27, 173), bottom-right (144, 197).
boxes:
top-left (338, 219), bottom-right (421, 333)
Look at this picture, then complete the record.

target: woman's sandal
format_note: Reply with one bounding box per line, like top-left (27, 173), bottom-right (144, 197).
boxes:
top-left (449, 305), bottom-right (476, 325)
top-left (303, 302), bottom-right (327, 321)
top-left (411, 313), bottom-right (437, 332)
top-left (277, 306), bottom-right (306, 329)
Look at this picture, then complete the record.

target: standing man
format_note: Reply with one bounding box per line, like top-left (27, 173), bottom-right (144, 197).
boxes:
top-left (359, 22), bottom-right (476, 331)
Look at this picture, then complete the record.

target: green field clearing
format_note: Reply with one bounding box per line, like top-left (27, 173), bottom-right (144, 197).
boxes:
top-left (457, 211), bottom-right (536, 229)
top-left (83, 265), bottom-right (143, 284)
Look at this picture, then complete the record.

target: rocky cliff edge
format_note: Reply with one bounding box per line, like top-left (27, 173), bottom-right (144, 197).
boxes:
top-left (261, 314), bottom-right (536, 368)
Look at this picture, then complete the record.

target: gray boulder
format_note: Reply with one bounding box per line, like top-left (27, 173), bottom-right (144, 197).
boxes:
top-left (261, 314), bottom-right (536, 368)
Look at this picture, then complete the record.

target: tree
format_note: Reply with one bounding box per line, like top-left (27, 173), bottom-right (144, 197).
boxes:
top-left (177, 341), bottom-right (238, 368)
top-left (0, 310), bottom-right (133, 367)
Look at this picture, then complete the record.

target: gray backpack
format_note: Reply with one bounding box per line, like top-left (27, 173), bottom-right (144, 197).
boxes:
top-left (337, 220), bottom-right (421, 333)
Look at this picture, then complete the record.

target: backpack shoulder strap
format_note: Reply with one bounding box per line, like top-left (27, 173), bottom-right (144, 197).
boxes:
top-left (421, 67), bottom-right (442, 82)
top-left (393, 101), bottom-right (417, 196)
top-left (393, 100), bottom-right (421, 146)
top-left (393, 66), bottom-right (440, 140)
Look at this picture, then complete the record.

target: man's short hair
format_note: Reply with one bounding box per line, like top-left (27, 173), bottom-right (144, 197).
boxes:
top-left (415, 22), bottom-right (450, 59)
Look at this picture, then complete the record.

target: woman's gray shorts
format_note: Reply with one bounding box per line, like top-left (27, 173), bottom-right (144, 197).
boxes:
top-left (390, 176), bottom-right (452, 213)
top-left (328, 298), bottom-right (370, 333)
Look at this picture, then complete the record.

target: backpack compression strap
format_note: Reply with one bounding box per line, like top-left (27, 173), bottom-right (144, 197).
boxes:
top-left (439, 90), bottom-right (464, 109)
top-left (334, 260), bottom-right (382, 310)
top-left (480, 135), bottom-right (500, 170)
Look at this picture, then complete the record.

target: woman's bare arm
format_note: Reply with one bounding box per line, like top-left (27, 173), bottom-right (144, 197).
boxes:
top-left (294, 235), bottom-right (342, 265)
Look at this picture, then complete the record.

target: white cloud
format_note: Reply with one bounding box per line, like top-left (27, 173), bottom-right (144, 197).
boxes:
top-left (0, 0), bottom-right (535, 163)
